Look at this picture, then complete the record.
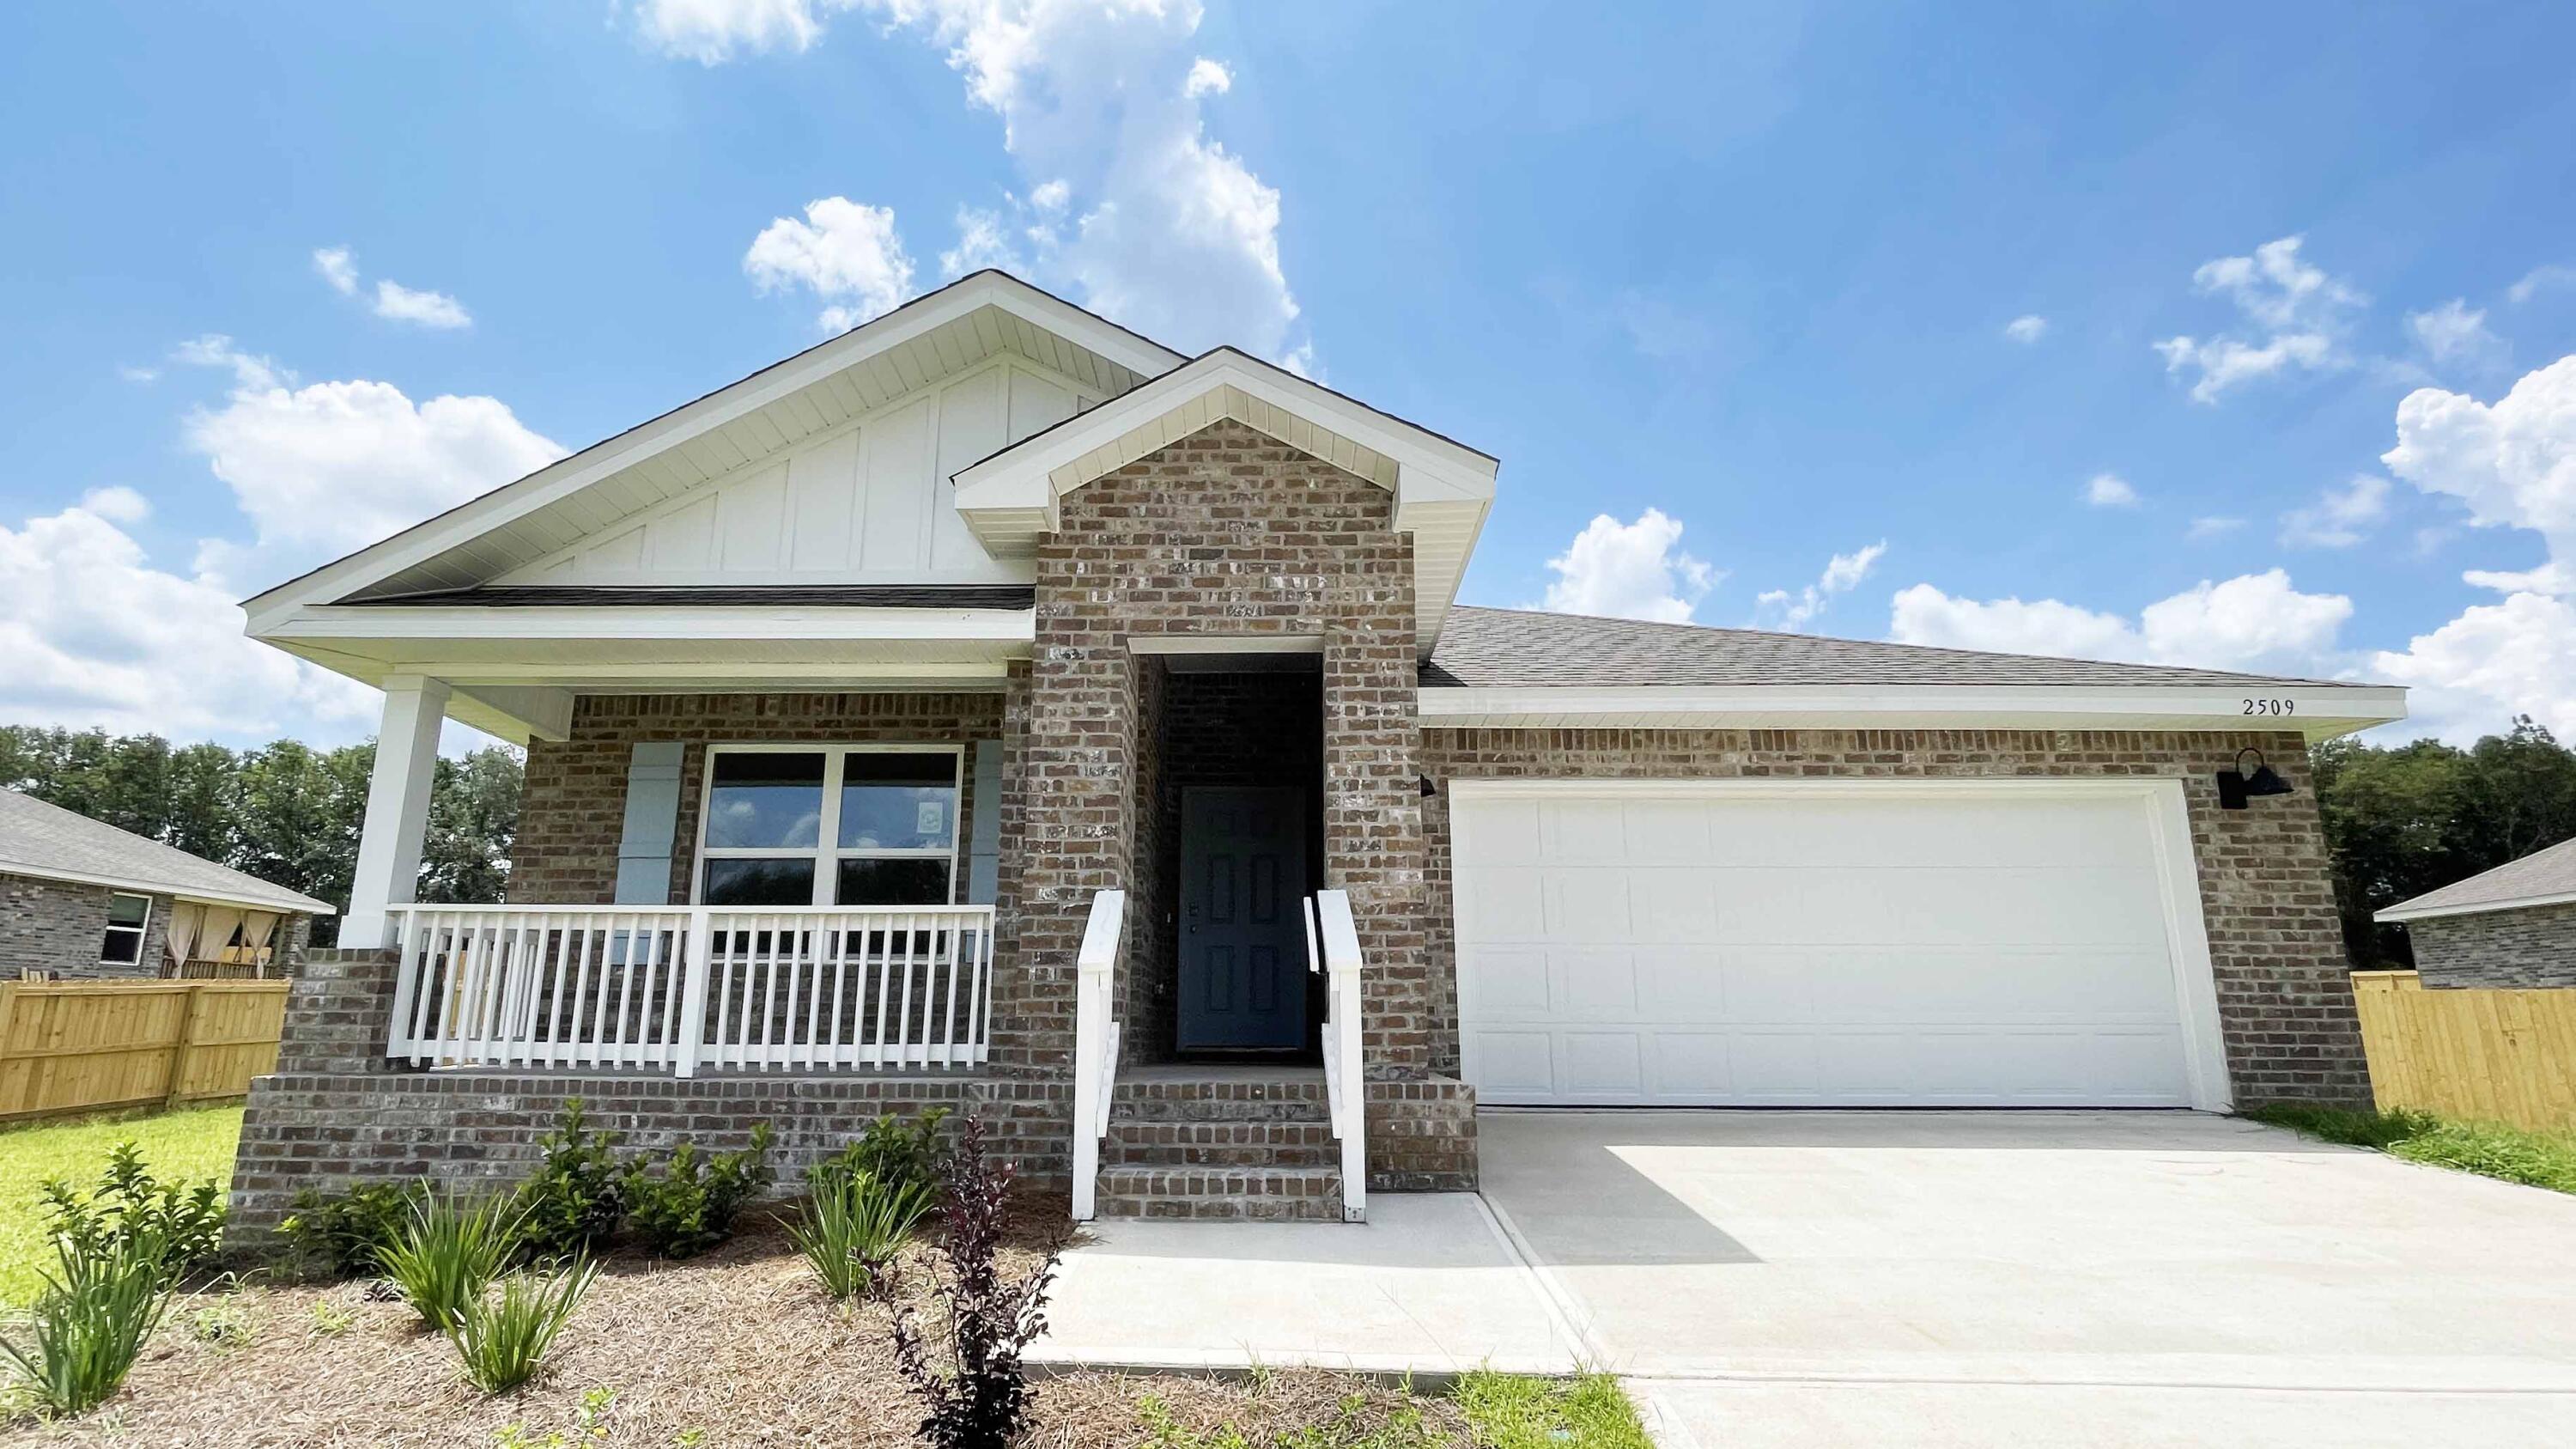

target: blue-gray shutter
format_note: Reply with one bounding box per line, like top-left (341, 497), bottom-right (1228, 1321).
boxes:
top-left (613, 741), bottom-right (687, 904)
top-left (966, 740), bottom-right (1003, 904)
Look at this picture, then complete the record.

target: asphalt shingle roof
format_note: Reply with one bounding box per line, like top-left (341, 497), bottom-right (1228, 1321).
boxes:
top-left (0, 790), bottom-right (331, 914)
top-left (1420, 606), bottom-right (2371, 691)
top-left (2379, 835), bottom-right (2576, 919)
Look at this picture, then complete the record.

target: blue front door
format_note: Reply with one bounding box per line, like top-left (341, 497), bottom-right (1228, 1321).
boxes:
top-left (1176, 786), bottom-right (1309, 1051)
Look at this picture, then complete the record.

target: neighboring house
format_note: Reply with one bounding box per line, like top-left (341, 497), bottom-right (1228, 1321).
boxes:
top-left (227, 271), bottom-right (2408, 1231)
top-left (0, 789), bottom-right (331, 979)
top-left (2375, 836), bottom-right (2576, 989)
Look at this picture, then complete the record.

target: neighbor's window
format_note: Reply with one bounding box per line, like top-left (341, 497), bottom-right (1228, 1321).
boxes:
top-left (100, 892), bottom-right (152, 965)
top-left (697, 746), bottom-right (960, 907)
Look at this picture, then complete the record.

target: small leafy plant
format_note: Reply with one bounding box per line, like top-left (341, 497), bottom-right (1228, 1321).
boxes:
top-left (378, 1191), bottom-right (519, 1334)
top-left (451, 1257), bottom-right (600, 1394)
top-left (184, 1294), bottom-right (256, 1349)
top-left (307, 1299), bottom-right (356, 1339)
top-left (279, 1179), bottom-right (424, 1278)
top-left (40, 1142), bottom-right (226, 1285)
top-left (811, 1107), bottom-right (949, 1199)
top-left (789, 1168), bottom-right (933, 1300)
top-left (0, 1233), bottom-right (173, 1416)
top-left (624, 1123), bottom-right (775, 1259)
top-left (890, 1113), bottom-right (1059, 1449)
top-left (513, 1100), bottom-right (629, 1262)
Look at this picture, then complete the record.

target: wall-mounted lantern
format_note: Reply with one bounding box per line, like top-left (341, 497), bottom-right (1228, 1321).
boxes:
top-left (2216, 747), bottom-right (2293, 810)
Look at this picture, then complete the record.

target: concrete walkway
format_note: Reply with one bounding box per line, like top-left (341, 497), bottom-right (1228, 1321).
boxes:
top-left (1030, 1192), bottom-right (1583, 1377)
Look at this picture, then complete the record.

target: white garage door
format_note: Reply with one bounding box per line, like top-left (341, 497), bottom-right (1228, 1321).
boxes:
top-left (1453, 782), bottom-right (2226, 1108)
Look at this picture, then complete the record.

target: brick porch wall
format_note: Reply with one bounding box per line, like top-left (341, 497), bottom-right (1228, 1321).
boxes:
top-left (1417, 726), bottom-right (2371, 1105)
top-left (2406, 902), bottom-right (2576, 989)
top-left (513, 691), bottom-right (1005, 906)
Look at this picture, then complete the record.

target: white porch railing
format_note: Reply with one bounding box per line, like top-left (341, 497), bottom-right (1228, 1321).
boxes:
top-left (1068, 889), bottom-right (1127, 1222)
top-left (386, 904), bottom-right (995, 1076)
top-left (1312, 890), bottom-right (1367, 1223)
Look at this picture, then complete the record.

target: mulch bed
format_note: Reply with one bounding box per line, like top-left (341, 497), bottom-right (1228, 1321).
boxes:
top-left (0, 1197), bottom-right (1467, 1448)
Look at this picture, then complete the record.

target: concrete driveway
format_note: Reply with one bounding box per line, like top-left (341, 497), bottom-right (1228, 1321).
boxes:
top-left (1479, 1110), bottom-right (2576, 1448)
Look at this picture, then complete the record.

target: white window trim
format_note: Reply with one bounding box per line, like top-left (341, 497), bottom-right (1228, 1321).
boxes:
top-left (101, 892), bottom-right (153, 967)
top-left (690, 743), bottom-right (965, 907)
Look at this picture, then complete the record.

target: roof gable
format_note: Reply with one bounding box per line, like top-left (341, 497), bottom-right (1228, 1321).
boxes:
top-left (244, 272), bottom-right (1184, 624)
top-left (2378, 835), bottom-right (2576, 921)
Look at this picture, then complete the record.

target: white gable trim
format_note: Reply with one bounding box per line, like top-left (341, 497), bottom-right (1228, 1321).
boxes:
top-left (243, 273), bottom-right (1182, 630)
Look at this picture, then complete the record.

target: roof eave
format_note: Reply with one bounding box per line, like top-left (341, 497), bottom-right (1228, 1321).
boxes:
top-left (2377, 887), bottom-right (2576, 923)
top-left (1414, 682), bottom-right (2408, 740)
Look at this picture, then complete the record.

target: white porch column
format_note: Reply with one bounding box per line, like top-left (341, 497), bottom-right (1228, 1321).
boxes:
top-left (340, 675), bottom-right (452, 951)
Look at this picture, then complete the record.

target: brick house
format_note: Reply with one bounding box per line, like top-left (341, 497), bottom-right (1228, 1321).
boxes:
top-left (1, 789), bottom-right (327, 979)
top-left (2376, 836), bottom-right (2576, 989)
top-left (232, 271), bottom-right (2407, 1230)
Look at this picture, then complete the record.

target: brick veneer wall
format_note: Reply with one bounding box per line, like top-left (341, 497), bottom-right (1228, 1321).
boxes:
top-left (2406, 902), bottom-right (2576, 989)
top-left (1002, 420), bottom-right (1431, 1079)
top-left (1417, 727), bottom-right (2370, 1105)
top-left (0, 874), bottom-right (171, 979)
top-left (513, 691), bottom-right (1005, 905)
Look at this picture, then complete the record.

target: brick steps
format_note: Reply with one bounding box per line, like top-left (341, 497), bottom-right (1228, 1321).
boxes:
top-left (1093, 1165), bottom-right (1344, 1221)
top-left (1092, 1071), bottom-right (1346, 1220)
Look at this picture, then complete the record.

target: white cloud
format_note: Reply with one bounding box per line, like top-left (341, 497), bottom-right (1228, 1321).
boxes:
top-left (0, 502), bottom-right (377, 744)
top-left (2187, 515), bottom-right (2245, 540)
top-left (1029, 179), bottom-right (1070, 213)
top-left (2509, 265), bottom-right (2576, 306)
top-left (2154, 235), bottom-right (2362, 402)
top-left (179, 362), bottom-right (565, 574)
top-left (631, 0), bottom-right (854, 63)
top-left (2085, 472), bottom-right (2140, 508)
top-left (173, 334), bottom-right (286, 392)
top-left (372, 280), bottom-right (472, 330)
top-left (2406, 298), bottom-right (2500, 367)
top-left (2278, 474), bottom-right (2391, 549)
top-left (744, 197), bottom-right (916, 331)
top-left (313, 246), bottom-right (359, 295)
top-left (2372, 593), bottom-right (2576, 743)
top-left (1538, 509), bottom-right (1718, 624)
top-left (1183, 56), bottom-right (1230, 98)
top-left (2003, 314), bottom-right (2048, 344)
top-left (117, 365), bottom-right (159, 384)
top-left (939, 204), bottom-right (1019, 279)
top-left (1757, 541), bottom-right (1886, 631)
top-left (1889, 569), bottom-right (2353, 678)
top-left (78, 486), bottom-right (150, 525)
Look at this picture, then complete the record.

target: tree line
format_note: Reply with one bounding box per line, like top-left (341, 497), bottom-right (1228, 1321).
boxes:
top-left (5, 717), bottom-right (2573, 969)
top-left (0, 726), bottom-right (523, 945)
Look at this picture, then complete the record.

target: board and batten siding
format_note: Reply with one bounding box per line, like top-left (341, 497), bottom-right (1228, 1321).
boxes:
top-left (495, 358), bottom-right (1099, 588)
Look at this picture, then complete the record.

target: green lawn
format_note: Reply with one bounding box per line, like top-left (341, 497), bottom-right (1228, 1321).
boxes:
top-left (1455, 1373), bottom-right (1654, 1449)
top-left (0, 1105), bottom-right (242, 1306)
top-left (2246, 1103), bottom-right (2576, 1194)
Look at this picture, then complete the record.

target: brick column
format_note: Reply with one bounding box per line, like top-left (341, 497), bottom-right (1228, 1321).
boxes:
top-left (272, 947), bottom-right (401, 1075)
top-left (1324, 621), bottom-right (1428, 1077)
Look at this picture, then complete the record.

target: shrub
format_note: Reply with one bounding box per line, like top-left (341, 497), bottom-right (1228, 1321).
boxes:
top-left (379, 1191), bottom-right (519, 1335)
top-left (451, 1257), bottom-right (600, 1394)
top-left (811, 1107), bottom-right (949, 1200)
top-left (624, 1123), bottom-right (775, 1259)
top-left (279, 1180), bottom-right (425, 1279)
top-left (890, 1114), bottom-right (1059, 1449)
top-left (0, 1233), bottom-right (173, 1416)
top-left (513, 1100), bottom-right (629, 1262)
top-left (39, 1142), bottom-right (225, 1286)
top-left (789, 1169), bottom-right (933, 1300)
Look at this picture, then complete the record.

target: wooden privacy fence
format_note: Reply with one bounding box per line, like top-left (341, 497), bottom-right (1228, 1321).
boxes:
top-left (0, 980), bottom-right (289, 1123)
top-left (2351, 971), bottom-right (2576, 1132)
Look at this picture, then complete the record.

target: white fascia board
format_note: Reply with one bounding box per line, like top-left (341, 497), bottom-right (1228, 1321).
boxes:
top-left (258, 605), bottom-right (1038, 645)
top-left (1415, 683), bottom-right (2409, 740)
top-left (2376, 889), bottom-right (2576, 923)
top-left (0, 861), bottom-right (330, 915)
top-left (953, 350), bottom-right (1498, 522)
top-left (242, 275), bottom-right (1183, 625)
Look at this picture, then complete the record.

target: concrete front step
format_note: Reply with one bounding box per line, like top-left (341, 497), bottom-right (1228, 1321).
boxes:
top-left (1093, 1165), bottom-right (1346, 1221)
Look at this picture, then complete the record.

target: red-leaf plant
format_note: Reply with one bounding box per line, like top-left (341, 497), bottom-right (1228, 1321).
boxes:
top-left (890, 1113), bottom-right (1060, 1449)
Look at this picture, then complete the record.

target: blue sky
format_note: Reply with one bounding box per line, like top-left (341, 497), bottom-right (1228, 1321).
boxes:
top-left (4, 2), bottom-right (2574, 748)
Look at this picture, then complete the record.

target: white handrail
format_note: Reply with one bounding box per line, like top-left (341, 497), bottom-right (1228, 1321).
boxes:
top-left (386, 904), bottom-right (996, 1077)
top-left (1070, 889), bottom-right (1127, 1222)
top-left (1313, 890), bottom-right (1367, 1223)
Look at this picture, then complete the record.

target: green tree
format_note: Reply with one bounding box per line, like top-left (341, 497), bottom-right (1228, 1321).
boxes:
top-left (420, 747), bottom-right (522, 904)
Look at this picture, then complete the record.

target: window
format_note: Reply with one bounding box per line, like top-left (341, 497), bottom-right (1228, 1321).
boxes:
top-left (100, 892), bottom-right (152, 965)
top-left (696, 746), bottom-right (962, 907)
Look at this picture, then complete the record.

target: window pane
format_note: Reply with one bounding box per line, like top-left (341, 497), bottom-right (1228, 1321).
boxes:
top-left (838, 753), bottom-right (957, 850)
top-left (107, 894), bottom-right (150, 928)
top-left (835, 856), bottom-right (953, 906)
top-left (100, 928), bottom-right (143, 965)
top-left (702, 857), bottom-right (817, 906)
top-left (705, 752), bottom-right (825, 849)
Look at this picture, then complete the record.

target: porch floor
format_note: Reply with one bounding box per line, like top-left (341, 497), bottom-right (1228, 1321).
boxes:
top-left (1120, 1062), bottom-right (1322, 1084)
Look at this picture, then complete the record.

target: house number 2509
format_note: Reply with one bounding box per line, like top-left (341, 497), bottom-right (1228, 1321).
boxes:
top-left (2241, 698), bottom-right (2295, 716)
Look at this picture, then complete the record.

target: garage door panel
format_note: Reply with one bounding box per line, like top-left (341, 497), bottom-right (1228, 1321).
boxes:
top-left (1452, 785), bottom-right (2215, 1108)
